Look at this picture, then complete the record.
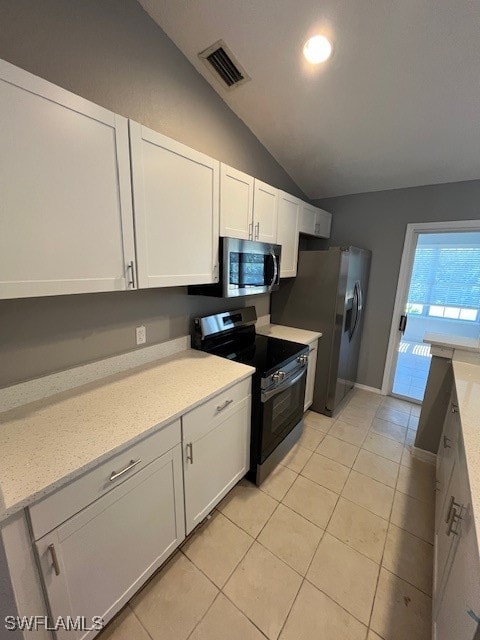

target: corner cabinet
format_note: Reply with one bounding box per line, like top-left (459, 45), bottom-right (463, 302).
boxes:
top-left (129, 121), bottom-right (220, 288)
top-left (277, 192), bottom-right (300, 278)
top-left (299, 203), bottom-right (332, 239)
top-left (182, 379), bottom-right (251, 534)
top-left (0, 59), bottom-right (136, 300)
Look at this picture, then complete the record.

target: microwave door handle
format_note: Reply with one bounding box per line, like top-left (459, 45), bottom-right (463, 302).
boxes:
top-left (269, 251), bottom-right (278, 290)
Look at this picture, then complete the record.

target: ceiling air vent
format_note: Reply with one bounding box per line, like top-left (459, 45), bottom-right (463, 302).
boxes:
top-left (199, 40), bottom-right (250, 90)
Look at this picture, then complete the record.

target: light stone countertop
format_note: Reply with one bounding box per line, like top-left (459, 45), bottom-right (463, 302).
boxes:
top-left (424, 332), bottom-right (480, 352)
top-left (256, 323), bottom-right (322, 346)
top-left (452, 352), bottom-right (480, 541)
top-left (0, 350), bottom-right (254, 524)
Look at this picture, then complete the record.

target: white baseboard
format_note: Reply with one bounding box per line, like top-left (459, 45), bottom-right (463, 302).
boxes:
top-left (354, 383), bottom-right (384, 395)
top-left (412, 446), bottom-right (436, 465)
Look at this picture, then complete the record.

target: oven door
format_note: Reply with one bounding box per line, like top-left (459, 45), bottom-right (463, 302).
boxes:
top-left (223, 237), bottom-right (281, 297)
top-left (259, 367), bottom-right (307, 464)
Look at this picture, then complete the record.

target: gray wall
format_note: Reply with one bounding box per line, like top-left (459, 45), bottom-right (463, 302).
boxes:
top-left (0, 0), bottom-right (302, 389)
top-left (317, 179), bottom-right (480, 389)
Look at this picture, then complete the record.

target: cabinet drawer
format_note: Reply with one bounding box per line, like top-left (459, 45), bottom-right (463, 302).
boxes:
top-left (182, 378), bottom-right (251, 443)
top-left (29, 419), bottom-right (181, 540)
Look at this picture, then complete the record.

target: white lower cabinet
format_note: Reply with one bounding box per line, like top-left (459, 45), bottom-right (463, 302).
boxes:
top-left (183, 380), bottom-right (251, 534)
top-left (433, 386), bottom-right (480, 640)
top-left (34, 445), bottom-right (185, 640)
top-left (304, 340), bottom-right (318, 411)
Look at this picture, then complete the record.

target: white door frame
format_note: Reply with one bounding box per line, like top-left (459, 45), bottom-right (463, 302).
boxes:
top-left (382, 219), bottom-right (480, 396)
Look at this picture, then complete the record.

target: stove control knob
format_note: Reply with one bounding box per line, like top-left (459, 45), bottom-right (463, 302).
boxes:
top-left (279, 371), bottom-right (286, 381)
top-left (272, 372), bottom-right (281, 383)
top-left (298, 354), bottom-right (309, 366)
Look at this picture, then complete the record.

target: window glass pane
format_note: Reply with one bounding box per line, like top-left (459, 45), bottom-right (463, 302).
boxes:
top-left (459, 308), bottom-right (477, 321)
top-left (429, 305), bottom-right (444, 317)
top-left (444, 307), bottom-right (460, 319)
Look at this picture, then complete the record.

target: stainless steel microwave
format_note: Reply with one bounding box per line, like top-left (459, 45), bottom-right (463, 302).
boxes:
top-left (189, 237), bottom-right (282, 298)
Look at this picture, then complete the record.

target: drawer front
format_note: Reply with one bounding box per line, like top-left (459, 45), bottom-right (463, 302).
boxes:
top-left (182, 378), bottom-right (251, 443)
top-left (29, 419), bottom-right (181, 540)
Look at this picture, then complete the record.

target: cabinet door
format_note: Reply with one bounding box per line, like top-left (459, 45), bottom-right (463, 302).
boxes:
top-left (435, 396), bottom-right (460, 533)
top-left (129, 121), bottom-right (220, 288)
top-left (298, 202), bottom-right (316, 236)
top-left (183, 397), bottom-right (251, 534)
top-left (304, 341), bottom-right (318, 411)
top-left (220, 164), bottom-right (254, 240)
top-left (435, 499), bottom-right (480, 640)
top-left (315, 209), bottom-right (332, 238)
top-left (0, 60), bottom-right (136, 300)
top-left (277, 192), bottom-right (300, 278)
top-left (253, 179), bottom-right (278, 243)
top-left (36, 446), bottom-right (185, 640)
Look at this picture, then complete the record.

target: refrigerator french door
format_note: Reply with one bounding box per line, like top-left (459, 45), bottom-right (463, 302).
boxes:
top-left (271, 247), bottom-right (371, 416)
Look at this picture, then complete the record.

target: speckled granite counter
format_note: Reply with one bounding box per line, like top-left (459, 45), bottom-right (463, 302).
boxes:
top-left (0, 350), bottom-right (254, 523)
top-left (257, 323), bottom-right (322, 345)
top-left (452, 352), bottom-right (480, 540)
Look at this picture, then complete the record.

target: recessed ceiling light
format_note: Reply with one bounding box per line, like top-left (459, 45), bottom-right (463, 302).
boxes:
top-left (303, 35), bottom-right (333, 64)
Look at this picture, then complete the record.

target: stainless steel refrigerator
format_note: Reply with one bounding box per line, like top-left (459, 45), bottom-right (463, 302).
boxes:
top-left (271, 246), bottom-right (371, 416)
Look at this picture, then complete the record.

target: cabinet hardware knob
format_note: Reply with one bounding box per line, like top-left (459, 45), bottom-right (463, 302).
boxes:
top-left (109, 458), bottom-right (141, 482)
top-left (216, 399), bottom-right (233, 412)
top-left (48, 544), bottom-right (61, 576)
top-left (443, 435), bottom-right (452, 449)
top-left (451, 403), bottom-right (459, 414)
top-left (186, 442), bottom-right (194, 464)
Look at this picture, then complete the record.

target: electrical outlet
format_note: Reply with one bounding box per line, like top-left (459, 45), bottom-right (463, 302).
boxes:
top-left (136, 325), bottom-right (146, 345)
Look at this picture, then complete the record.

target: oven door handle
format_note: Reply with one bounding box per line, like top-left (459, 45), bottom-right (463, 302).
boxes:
top-left (261, 368), bottom-right (306, 403)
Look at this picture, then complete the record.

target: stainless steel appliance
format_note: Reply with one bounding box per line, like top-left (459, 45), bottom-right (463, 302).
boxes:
top-left (271, 246), bottom-right (371, 416)
top-left (192, 306), bottom-right (308, 484)
top-left (189, 237), bottom-right (281, 298)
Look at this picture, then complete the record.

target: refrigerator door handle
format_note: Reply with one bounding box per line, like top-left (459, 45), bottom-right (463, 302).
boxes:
top-left (349, 281), bottom-right (362, 340)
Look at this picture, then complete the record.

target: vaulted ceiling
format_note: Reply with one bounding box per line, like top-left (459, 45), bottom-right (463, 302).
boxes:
top-left (139, 0), bottom-right (480, 198)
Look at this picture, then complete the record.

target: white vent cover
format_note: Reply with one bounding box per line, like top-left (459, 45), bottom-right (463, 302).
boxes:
top-left (199, 40), bottom-right (250, 89)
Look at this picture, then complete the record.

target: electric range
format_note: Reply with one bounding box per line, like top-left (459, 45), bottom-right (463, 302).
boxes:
top-left (192, 306), bottom-right (309, 484)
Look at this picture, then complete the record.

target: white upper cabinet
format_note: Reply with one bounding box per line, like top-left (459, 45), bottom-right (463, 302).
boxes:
top-left (277, 191), bottom-right (300, 278)
top-left (129, 121), bottom-right (220, 288)
top-left (299, 202), bottom-right (332, 238)
top-left (253, 178), bottom-right (279, 243)
top-left (0, 59), bottom-right (136, 300)
top-left (220, 166), bottom-right (278, 244)
top-left (220, 164), bottom-right (254, 240)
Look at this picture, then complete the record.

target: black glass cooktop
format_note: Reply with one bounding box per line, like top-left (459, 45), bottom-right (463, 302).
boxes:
top-left (208, 333), bottom-right (307, 378)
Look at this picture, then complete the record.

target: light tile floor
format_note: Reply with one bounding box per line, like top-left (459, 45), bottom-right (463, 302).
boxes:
top-left (99, 389), bottom-right (434, 640)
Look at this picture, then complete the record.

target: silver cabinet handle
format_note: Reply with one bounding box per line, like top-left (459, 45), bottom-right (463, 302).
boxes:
top-left (443, 435), bottom-right (452, 449)
top-left (248, 222), bottom-right (253, 240)
top-left (186, 442), bottom-right (193, 464)
top-left (216, 399), bottom-right (233, 412)
top-left (48, 544), bottom-right (61, 576)
top-left (451, 403), bottom-right (459, 413)
top-left (109, 458), bottom-right (141, 482)
top-left (255, 222), bottom-right (260, 239)
top-left (445, 495), bottom-right (462, 524)
top-left (447, 506), bottom-right (462, 536)
top-left (127, 260), bottom-right (136, 288)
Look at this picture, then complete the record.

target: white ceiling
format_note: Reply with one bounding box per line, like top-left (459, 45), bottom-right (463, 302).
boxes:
top-left (139, 0), bottom-right (480, 199)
